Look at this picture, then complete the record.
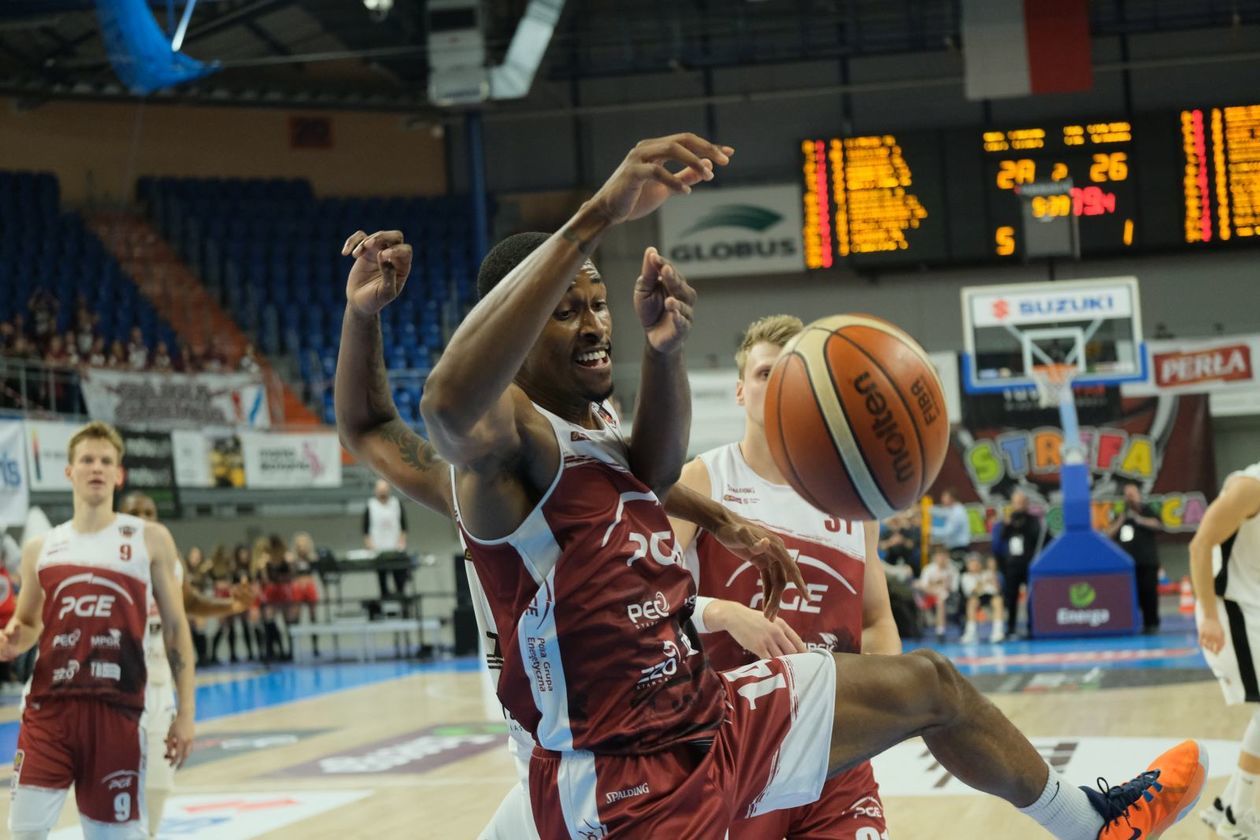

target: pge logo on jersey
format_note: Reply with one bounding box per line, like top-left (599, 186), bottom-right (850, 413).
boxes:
top-left (626, 592), bottom-right (669, 628)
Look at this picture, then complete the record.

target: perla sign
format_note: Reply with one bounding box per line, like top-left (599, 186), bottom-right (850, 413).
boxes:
top-left (658, 185), bottom-right (806, 279)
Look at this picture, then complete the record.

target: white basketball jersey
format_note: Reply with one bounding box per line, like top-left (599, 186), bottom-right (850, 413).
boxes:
top-left (144, 558), bottom-right (184, 685)
top-left (1216, 462), bottom-right (1260, 608)
top-left (686, 442), bottom-right (868, 664)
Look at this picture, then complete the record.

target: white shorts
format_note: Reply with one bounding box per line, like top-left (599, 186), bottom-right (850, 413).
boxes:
top-left (144, 681), bottom-right (179, 792)
top-left (1199, 599), bottom-right (1260, 705)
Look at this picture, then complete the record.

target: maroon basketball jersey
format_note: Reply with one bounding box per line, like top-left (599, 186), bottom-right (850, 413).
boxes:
top-left (28, 514), bottom-right (150, 711)
top-left (456, 403), bottom-right (724, 755)
top-left (687, 443), bottom-right (868, 670)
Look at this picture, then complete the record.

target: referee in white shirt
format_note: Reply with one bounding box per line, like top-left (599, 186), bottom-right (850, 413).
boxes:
top-left (364, 479), bottom-right (410, 598)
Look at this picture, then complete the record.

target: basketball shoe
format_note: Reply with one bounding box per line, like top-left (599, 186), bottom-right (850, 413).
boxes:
top-left (1219, 807), bottom-right (1260, 839)
top-left (1088, 739), bottom-right (1207, 839)
top-left (1201, 797), bottom-right (1228, 831)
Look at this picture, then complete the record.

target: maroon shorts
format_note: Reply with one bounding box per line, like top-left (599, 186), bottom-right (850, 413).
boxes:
top-left (730, 761), bottom-right (887, 839)
top-left (529, 653), bottom-right (836, 839)
top-left (14, 698), bottom-right (144, 824)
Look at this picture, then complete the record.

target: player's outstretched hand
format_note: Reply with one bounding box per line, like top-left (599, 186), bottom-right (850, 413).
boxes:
top-left (166, 713), bottom-right (195, 769)
top-left (634, 248), bottom-right (695, 355)
top-left (1198, 614), bottom-right (1225, 655)
top-left (717, 602), bottom-right (807, 659)
top-left (342, 230), bottom-right (413, 316)
top-left (712, 518), bottom-right (809, 621)
top-left (590, 133), bottom-right (732, 225)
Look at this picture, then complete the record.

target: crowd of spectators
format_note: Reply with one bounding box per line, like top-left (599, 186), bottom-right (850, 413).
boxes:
top-left (0, 290), bottom-right (261, 376)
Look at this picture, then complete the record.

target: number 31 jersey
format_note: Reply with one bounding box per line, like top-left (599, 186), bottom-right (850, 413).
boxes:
top-left (686, 443), bottom-right (868, 671)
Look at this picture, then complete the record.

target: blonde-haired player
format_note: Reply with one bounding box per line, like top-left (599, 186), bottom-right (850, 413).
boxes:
top-left (668, 313), bottom-right (901, 840)
top-left (1, 421), bottom-right (196, 839)
top-left (118, 492), bottom-right (251, 838)
top-left (1193, 461), bottom-right (1260, 839)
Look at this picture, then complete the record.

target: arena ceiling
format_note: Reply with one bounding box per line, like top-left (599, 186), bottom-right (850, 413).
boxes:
top-left (0, 0), bottom-right (1255, 113)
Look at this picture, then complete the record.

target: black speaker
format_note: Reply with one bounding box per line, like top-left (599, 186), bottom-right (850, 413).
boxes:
top-left (453, 604), bottom-right (479, 656)
top-left (453, 550), bottom-right (473, 606)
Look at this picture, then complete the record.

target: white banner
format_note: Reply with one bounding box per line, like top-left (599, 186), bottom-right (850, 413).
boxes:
top-left (1123, 334), bottom-right (1260, 401)
top-left (171, 429), bottom-right (213, 488)
top-left (80, 369), bottom-right (271, 430)
top-left (968, 278), bottom-right (1136, 328)
top-left (0, 421), bottom-right (30, 526)
top-left (928, 351), bottom-right (963, 425)
top-left (658, 185), bottom-right (805, 279)
top-left (24, 420), bottom-right (78, 492)
top-left (687, 369), bottom-right (746, 457)
top-left (241, 431), bottom-right (342, 488)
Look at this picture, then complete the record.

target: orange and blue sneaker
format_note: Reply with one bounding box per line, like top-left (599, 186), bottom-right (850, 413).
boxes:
top-left (1087, 739), bottom-right (1208, 839)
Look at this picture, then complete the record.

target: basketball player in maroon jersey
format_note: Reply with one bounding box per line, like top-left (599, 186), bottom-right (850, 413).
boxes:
top-left (342, 132), bottom-right (1205, 839)
top-left (1, 422), bottom-right (195, 840)
top-left (667, 313), bottom-right (899, 839)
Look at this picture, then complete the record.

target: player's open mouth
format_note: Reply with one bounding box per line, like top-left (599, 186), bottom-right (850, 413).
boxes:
top-left (575, 349), bottom-right (610, 369)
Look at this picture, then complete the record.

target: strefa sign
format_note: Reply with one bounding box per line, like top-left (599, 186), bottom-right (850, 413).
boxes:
top-left (658, 185), bottom-right (805, 278)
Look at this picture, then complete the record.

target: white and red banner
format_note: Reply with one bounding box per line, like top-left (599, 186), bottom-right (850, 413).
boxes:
top-left (80, 369), bottom-right (271, 430)
top-left (1123, 335), bottom-right (1260, 417)
top-left (962, 0), bottom-right (1093, 100)
top-left (240, 431), bottom-right (342, 489)
top-left (0, 421), bottom-right (30, 526)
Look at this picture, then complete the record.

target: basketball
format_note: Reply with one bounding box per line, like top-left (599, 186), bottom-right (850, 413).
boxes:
top-left (764, 314), bottom-right (950, 521)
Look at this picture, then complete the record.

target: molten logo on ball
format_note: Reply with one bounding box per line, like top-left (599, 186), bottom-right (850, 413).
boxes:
top-left (854, 371), bottom-right (913, 484)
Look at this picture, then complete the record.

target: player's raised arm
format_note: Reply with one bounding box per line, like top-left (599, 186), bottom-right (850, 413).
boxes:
top-left (336, 230), bottom-right (452, 514)
top-left (1192, 472), bottom-right (1260, 654)
top-left (0, 536), bottom-right (45, 660)
top-left (147, 523), bottom-right (196, 768)
top-left (421, 134), bottom-right (731, 470)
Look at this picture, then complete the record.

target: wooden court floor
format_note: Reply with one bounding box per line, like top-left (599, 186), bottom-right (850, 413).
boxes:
top-left (0, 662), bottom-right (1243, 839)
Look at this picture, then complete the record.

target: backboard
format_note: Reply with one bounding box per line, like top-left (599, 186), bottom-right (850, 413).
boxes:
top-left (960, 277), bottom-right (1145, 393)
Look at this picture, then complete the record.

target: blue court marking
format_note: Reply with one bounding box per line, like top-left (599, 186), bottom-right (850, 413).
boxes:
top-left (0, 657), bottom-right (482, 765)
top-left (917, 614), bottom-right (1208, 676)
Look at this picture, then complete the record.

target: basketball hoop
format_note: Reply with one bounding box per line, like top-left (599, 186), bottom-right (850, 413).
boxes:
top-left (1031, 363), bottom-right (1076, 410)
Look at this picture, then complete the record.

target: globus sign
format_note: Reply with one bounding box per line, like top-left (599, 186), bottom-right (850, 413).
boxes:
top-left (658, 185), bottom-right (806, 278)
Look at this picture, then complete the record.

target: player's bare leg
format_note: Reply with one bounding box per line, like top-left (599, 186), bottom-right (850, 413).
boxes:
top-left (827, 649), bottom-right (1206, 839)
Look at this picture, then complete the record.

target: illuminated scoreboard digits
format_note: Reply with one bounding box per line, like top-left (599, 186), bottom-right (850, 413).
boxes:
top-left (1182, 104), bottom-right (1260, 243)
top-left (983, 121), bottom-right (1137, 257)
top-left (802, 133), bottom-right (944, 267)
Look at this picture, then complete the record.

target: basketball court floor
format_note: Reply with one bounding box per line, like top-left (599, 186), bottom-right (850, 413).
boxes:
top-left (0, 611), bottom-right (1236, 838)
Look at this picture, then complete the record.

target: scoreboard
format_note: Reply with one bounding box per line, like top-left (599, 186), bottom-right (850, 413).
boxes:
top-left (802, 101), bottom-right (1260, 267)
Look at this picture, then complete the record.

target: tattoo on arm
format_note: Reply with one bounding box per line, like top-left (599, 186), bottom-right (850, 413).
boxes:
top-left (561, 226), bottom-right (598, 256)
top-left (167, 645), bottom-right (185, 680)
top-left (375, 420), bottom-right (441, 474)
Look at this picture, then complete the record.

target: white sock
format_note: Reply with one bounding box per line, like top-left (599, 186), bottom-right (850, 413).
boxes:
top-left (1221, 773), bottom-right (1239, 809)
top-left (1019, 766), bottom-right (1105, 840)
top-left (1230, 769), bottom-right (1260, 816)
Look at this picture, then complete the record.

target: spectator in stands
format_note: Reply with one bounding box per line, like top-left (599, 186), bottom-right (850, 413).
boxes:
top-left (43, 335), bottom-right (71, 368)
top-left (934, 487), bottom-right (972, 565)
top-left (364, 478), bottom-right (410, 602)
top-left (85, 336), bottom-right (107, 367)
top-left (9, 334), bottom-right (37, 362)
top-left (182, 546), bottom-right (212, 665)
top-left (960, 552), bottom-right (1006, 644)
top-left (60, 331), bottom-right (80, 366)
top-left (289, 532), bottom-right (322, 657)
top-left (127, 326), bottom-right (149, 370)
top-left (107, 338), bottom-right (128, 368)
top-left (174, 339), bottom-right (196, 373)
top-left (993, 489), bottom-right (1044, 639)
top-left (202, 338), bottom-right (226, 373)
top-left (238, 343), bottom-right (260, 375)
top-left (0, 321), bottom-right (15, 353)
top-left (27, 289), bottom-right (58, 347)
top-left (916, 545), bottom-right (959, 640)
top-left (879, 509), bottom-right (922, 576)
top-left (1105, 480), bottom-right (1164, 634)
top-left (10, 314), bottom-right (27, 342)
top-left (151, 341), bottom-right (174, 372)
